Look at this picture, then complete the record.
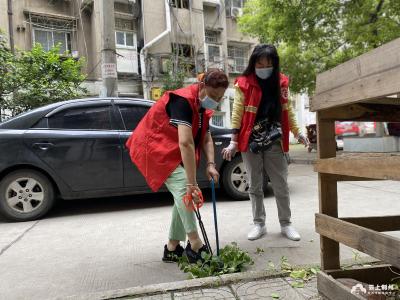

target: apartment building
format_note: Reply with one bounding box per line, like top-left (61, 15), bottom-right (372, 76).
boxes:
top-left (1, 0), bottom-right (256, 127)
top-left (1, 0), bottom-right (142, 96)
top-left (141, 0), bottom-right (257, 127)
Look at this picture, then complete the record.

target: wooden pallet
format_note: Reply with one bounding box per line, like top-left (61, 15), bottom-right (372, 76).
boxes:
top-left (311, 38), bottom-right (400, 300)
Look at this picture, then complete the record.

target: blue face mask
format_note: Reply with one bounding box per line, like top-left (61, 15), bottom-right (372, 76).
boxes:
top-left (255, 67), bottom-right (273, 79)
top-left (201, 96), bottom-right (218, 110)
top-left (201, 95), bottom-right (219, 110)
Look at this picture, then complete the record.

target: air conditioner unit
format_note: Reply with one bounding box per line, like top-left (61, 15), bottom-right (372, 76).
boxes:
top-left (231, 7), bottom-right (243, 19)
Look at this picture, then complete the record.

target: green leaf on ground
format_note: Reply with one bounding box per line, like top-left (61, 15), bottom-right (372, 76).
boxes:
top-left (255, 247), bottom-right (265, 255)
top-left (271, 292), bottom-right (280, 299)
top-left (267, 260), bottom-right (276, 271)
top-left (310, 267), bottom-right (318, 275)
top-left (291, 281), bottom-right (305, 288)
top-left (290, 269), bottom-right (307, 280)
top-left (177, 242), bottom-right (254, 279)
top-left (280, 256), bottom-right (292, 271)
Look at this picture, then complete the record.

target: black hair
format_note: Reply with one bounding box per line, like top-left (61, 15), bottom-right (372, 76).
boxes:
top-left (243, 44), bottom-right (282, 122)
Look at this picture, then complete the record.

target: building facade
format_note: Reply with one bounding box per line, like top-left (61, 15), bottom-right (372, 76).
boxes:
top-left (1, 0), bottom-right (257, 127)
top-left (141, 0), bottom-right (257, 127)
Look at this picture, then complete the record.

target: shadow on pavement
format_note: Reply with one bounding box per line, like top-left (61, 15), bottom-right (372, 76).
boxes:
top-left (47, 192), bottom-right (174, 219)
top-left (46, 187), bottom-right (255, 219)
top-left (0, 186), bottom-right (273, 222)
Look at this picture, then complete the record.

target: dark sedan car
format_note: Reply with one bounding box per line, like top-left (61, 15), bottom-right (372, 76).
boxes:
top-left (0, 98), bottom-right (265, 221)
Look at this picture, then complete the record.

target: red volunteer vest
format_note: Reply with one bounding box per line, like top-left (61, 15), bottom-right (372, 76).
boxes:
top-left (125, 84), bottom-right (213, 192)
top-left (235, 73), bottom-right (290, 153)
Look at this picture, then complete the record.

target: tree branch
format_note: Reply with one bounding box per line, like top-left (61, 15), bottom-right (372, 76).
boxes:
top-left (369, 0), bottom-right (385, 24)
top-left (313, 40), bottom-right (348, 62)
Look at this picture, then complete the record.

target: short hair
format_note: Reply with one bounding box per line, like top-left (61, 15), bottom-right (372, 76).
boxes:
top-left (197, 69), bottom-right (229, 89)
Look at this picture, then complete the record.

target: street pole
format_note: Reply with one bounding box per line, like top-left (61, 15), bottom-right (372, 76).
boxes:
top-left (7, 0), bottom-right (15, 53)
top-left (99, 0), bottom-right (118, 97)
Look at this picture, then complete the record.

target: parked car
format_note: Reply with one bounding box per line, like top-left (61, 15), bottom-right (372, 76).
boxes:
top-left (0, 98), bottom-right (267, 221)
top-left (335, 121), bottom-right (359, 137)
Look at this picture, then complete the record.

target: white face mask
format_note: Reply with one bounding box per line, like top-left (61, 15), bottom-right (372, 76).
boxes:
top-left (201, 95), bottom-right (219, 110)
top-left (255, 67), bottom-right (273, 79)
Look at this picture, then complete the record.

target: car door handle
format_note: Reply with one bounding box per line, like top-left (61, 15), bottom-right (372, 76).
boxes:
top-left (32, 142), bottom-right (54, 150)
top-left (215, 142), bottom-right (222, 146)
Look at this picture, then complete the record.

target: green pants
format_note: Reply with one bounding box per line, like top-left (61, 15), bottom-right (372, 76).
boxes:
top-left (164, 165), bottom-right (197, 241)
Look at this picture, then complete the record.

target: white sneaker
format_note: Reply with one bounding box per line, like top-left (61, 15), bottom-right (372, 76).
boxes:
top-left (247, 224), bottom-right (266, 240)
top-left (281, 225), bottom-right (301, 241)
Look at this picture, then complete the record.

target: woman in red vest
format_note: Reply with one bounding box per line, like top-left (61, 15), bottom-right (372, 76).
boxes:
top-left (126, 69), bottom-right (229, 263)
top-left (222, 44), bottom-right (308, 241)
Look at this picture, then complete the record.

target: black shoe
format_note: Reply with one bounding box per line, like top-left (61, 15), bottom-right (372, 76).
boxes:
top-left (184, 242), bottom-right (210, 264)
top-left (162, 244), bottom-right (184, 263)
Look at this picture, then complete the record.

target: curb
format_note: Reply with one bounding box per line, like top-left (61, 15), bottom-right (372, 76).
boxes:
top-left (290, 158), bottom-right (315, 165)
top-left (62, 269), bottom-right (290, 300)
top-left (62, 258), bottom-right (379, 300)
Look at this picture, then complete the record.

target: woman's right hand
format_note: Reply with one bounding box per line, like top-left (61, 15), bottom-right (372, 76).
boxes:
top-left (186, 185), bottom-right (202, 204)
top-left (222, 141), bottom-right (238, 161)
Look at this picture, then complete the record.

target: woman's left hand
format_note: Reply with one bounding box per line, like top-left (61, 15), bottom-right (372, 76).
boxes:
top-left (296, 133), bottom-right (310, 148)
top-left (206, 163), bottom-right (220, 183)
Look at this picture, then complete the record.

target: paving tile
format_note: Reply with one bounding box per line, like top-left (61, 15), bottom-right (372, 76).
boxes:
top-left (173, 286), bottom-right (236, 299)
top-left (232, 277), bottom-right (305, 299)
top-left (126, 293), bottom-right (172, 300)
top-left (284, 277), bottom-right (321, 299)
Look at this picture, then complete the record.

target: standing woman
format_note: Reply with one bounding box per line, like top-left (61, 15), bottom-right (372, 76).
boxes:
top-left (222, 44), bottom-right (308, 241)
top-left (126, 69), bottom-right (229, 262)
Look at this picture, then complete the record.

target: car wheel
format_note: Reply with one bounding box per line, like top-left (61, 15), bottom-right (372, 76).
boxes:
top-left (0, 170), bottom-right (55, 221)
top-left (222, 156), bottom-right (268, 200)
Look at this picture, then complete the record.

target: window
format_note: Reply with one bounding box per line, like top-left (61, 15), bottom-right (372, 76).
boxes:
top-left (118, 105), bottom-right (149, 131)
top-left (114, 2), bottom-right (134, 14)
top-left (116, 31), bottom-right (136, 48)
top-left (212, 115), bottom-right (224, 127)
top-left (48, 106), bottom-right (112, 130)
top-left (172, 43), bottom-right (194, 58)
top-left (31, 118), bottom-right (48, 129)
top-left (228, 45), bottom-right (247, 73)
top-left (170, 0), bottom-right (189, 9)
top-left (207, 44), bottom-right (221, 63)
top-left (115, 18), bottom-right (135, 31)
top-left (33, 29), bottom-right (71, 53)
top-left (205, 30), bottom-right (220, 44)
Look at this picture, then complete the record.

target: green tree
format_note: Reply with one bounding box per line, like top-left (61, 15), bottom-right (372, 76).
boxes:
top-left (160, 58), bottom-right (188, 95)
top-left (0, 42), bottom-right (87, 116)
top-left (239, 0), bottom-right (400, 94)
top-left (0, 33), bottom-right (18, 108)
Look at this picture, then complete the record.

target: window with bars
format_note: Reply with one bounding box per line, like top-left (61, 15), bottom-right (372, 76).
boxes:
top-left (207, 44), bottom-right (221, 63)
top-left (170, 0), bottom-right (189, 9)
top-left (115, 17), bottom-right (136, 49)
top-left (228, 45), bottom-right (247, 73)
top-left (212, 114), bottom-right (224, 127)
top-left (33, 29), bottom-right (71, 53)
top-left (115, 18), bottom-right (135, 31)
top-left (205, 30), bottom-right (220, 44)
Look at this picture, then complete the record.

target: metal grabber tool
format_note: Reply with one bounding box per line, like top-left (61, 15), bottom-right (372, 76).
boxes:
top-left (210, 178), bottom-right (220, 256)
top-left (183, 189), bottom-right (213, 256)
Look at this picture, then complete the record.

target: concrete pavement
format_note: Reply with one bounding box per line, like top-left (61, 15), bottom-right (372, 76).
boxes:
top-left (1, 151), bottom-right (400, 299)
